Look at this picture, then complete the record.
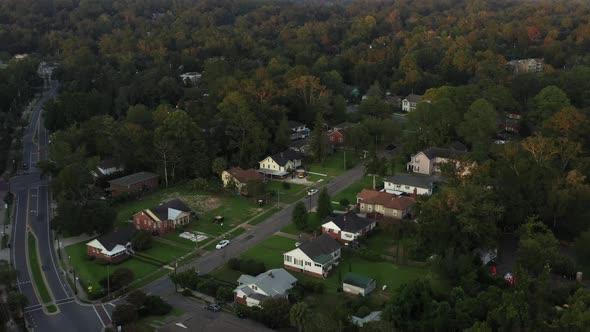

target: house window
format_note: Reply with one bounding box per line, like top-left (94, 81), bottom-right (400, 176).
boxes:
top-left (252, 285), bottom-right (257, 290)
top-left (305, 262), bottom-right (311, 266)
top-left (285, 255), bottom-right (292, 263)
top-left (314, 263), bottom-right (322, 267)
top-left (294, 258), bottom-right (303, 266)
top-left (405, 186), bottom-right (410, 189)
top-left (338, 137), bottom-right (343, 142)
top-left (344, 233), bottom-right (352, 238)
top-left (395, 184), bottom-right (400, 188)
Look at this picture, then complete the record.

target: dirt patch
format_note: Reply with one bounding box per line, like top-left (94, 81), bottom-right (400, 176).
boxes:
top-left (161, 192), bottom-right (222, 212)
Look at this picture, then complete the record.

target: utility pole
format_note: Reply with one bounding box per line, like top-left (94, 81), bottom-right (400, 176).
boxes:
top-left (107, 263), bottom-right (110, 300)
top-left (309, 193), bottom-right (312, 212)
top-left (174, 261), bottom-right (178, 292)
top-left (343, 149), bottom-right (346, 170)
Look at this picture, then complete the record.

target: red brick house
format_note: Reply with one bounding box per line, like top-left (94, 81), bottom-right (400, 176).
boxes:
top-left (133, 198), bottom-right (192, 235)
top-left (321, 212), bottom-right (376, 244)
top-left (86, 226), bottom-right (138, 263)
top-left (107, 172), bottom-right (159, 197)
top-left (328, 129), bottom-right (345, 144)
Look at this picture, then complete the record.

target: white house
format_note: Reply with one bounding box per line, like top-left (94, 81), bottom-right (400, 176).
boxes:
top-left (258, 150), bottom-right (303, 178)
top-left (401, 94), bottom-right (423, 112)
top-left (406, 146), bottom-right (467, 175)
top-left (383, 173), bottom-right (435, 196)
top-left (283, 234), bottom-right (341, 279)
top-left (234, 268), bottom-right (297, 307)
top-left (94, 159), bottom-right (124, 177)
top-left (288, 121), bottom-right (310, 140)
top-left (321, 212), bottom-right (376, 244)
top-left (180, 72), bottom-right (202, 85)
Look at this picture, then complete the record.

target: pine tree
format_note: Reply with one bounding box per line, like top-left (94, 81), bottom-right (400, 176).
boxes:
top-left (317, 188), bottom-right (332, 219)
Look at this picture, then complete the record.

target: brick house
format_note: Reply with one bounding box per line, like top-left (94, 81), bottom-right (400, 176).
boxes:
top-left (356, 189), bottom-right (416, 220)
top-left (283, 234), bottom-right (341, 278)
top-left (321, 212), bottom-right (376, 244)
top-left (133, 198), bottom-right (192, 234)
top-left (86, 226), bottom-right (137, 263)
top-left (107, 172), bottom-right (159, 197)
top-left (234, 268), bottom-right (297, 307)
top-left (328, 129), bottom-right (346, 144)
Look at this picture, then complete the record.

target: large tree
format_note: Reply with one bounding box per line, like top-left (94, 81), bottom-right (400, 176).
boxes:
top-left (317, 188), bottom-right (332, 219)
top-left (458, 98), bottom-right (497, 159)
top-left (292, 202), bottom-right (309, 230)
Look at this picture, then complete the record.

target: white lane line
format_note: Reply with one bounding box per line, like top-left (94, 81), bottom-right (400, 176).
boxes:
top-left (93, 305), bottom-right (106, 328)
top-left (103, 305), bottom-right (112, 321)
top-left (12, 193), bottom-right (21, 294)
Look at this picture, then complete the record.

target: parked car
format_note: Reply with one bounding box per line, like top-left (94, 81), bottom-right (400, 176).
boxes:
top-left (204, 304), bottom-right (221, 312)
top-left (307, 188), bottom-right (318, 196)
top-left (216, 239), bottom-right (230, 249)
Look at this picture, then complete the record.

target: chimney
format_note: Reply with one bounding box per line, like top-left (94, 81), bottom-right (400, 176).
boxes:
top-left (269, 271), bottom-right (274, 278)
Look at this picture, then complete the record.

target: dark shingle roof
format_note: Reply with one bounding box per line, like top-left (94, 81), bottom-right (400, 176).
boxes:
top-left (148, 198), bottom-right (191, 221)
top-left (288, 121), bottom-right (305, 129)
top-left (270, 150), bottom-right (303, 166)
top-left (344, 272), bottom-right (375, 288)
top-left (108, 172), bottom-right (159, 187)
top-left (404, 94), bottom-right (423, 103)
top-left (422, 147), bottom-right (467, 160)
top-left (328, 212), bottom-right (374, 233)
top-left (298, 234), bottom-right (341, 260)
top-left (446, 141), bottom-right (468, 152)
top-left (226, 167), bottom-right (264, 183)
top-left (96, 226), bottom-right (137, 251)
top-left (383, 174), bottom-right (434, 189)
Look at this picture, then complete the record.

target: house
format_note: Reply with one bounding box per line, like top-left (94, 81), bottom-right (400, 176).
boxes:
top-left (507, 58), bottom-right (544, 74)
top-left (343, 273), bottom-right (376, 296)
top-left (107, 172), bottom-right (159, 197)
top-left (356, 189), bottom-right (416, 219)
top-left (401, 94), bottom-right (423, 112)
top-left (288, 137), bottom-right (311, 155)
top-left (234, 268), bottom-right (297, 307)
top-left (383, 174), bottom-right (435, 196)
top-left (406, 146), bottom-right (467, 175)
top-left (133, 198), bottom-right (192, 234)
top-left (288, 121), bottom-right (310, 140)
top-left (258, 150), bottom-right (303, 178)
top-left (332, 122), bottom-right (356, 132)
top-left (221, 167), bottom-right (264, 195)
top-left (327, 129), bottom-right (346, 145)
top-left (384, 95), bottom-right (402, 109)
top-left (351, 311), bottom-right (382, 327)
top-left (180, 72), bottom-right (202, 85)
top-left (94, 159), bottom-right (124, 177)
top-left (321, 212), bottom-right (376, 244)
top-left (86, 226), bottom-right (137, 263)
top-left (283, 234), bottom-right (341, 278)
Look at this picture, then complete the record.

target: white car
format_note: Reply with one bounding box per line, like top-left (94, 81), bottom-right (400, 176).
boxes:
top-left (216, 240), bottom-right (230, 249)
top-left (307, 188), bottom-right (319, 196)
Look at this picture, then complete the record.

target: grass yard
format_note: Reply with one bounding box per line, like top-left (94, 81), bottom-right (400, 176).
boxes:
top-left (247, 207), bottom-right (280, 226)
top-left (240, 235), bottom-right (298, 268)
top-left (265, 181), bottom-right (308, 204)
top-left (28, 233), bottom-right (52, 303)
top-left (331, 175), bottom-right (383, 210)
top-left (65, 242), bottom-right (159, 292)
top-left (281, 212), bottom-right (323, 236)
top-left (306, 150), bottom-right (360, 178)
top-left (141, 240), bottom-right (192, 263)
top-left (210, 265), bottom-right (242, 285)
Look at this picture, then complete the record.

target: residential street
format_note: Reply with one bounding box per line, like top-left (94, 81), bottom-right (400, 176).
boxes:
top-left (143, 163), bottom-right (365, 297)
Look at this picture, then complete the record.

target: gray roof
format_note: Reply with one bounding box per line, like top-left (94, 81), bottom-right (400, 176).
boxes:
top-left (422, 147), bottom-right (467, 160)
top-left (289, 138), bottom-right (310, 149)
top-left (446, 141), bottom-right (468, 152)
top-left (95, 226), bottom-right (137, 251)
top-left (108, 172), bottom-right (158, 186)
top-left (147, 198), bottom-right (191, 221)
top-left (404, 94), bottom-right (423, 103)
top-left (327, 212), bottom-right (374, 233)
top-left (297, 234), bottom-right (341, 260)
top-left (236, 268), bottom-right (297, 298)
top-left (383, 174), bottom-right (434, 189)
top-left (269, 150), bottom-right (303, 166)
top-left (384, 95), bottom-right (402, 105)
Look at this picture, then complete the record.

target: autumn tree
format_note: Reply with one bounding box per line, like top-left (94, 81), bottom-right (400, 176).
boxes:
top-left (529, 86), bottom-right (571, 126)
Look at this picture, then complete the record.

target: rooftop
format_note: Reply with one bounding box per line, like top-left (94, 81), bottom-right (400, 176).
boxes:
top-left (145, 198), bottom-right (191, 222)
top-left (344, 272), bottom-right (375, 288)
top-left (404, 94), bottom-right (423, 103)
top-left (421, 147), bottom-right (467, 160)
top-left (288, 120), bottom-right (305, 129)
top-left (325, 212), bottom-right (374, 233)
top-left (357, 189), bottom-right (416, 210)
top-left (94, 226), bottom-right (137, 251)
top-left (296, 234), bottom-right (341, 262)
top-left (269, 150), bottom-right (304, 166)
top-left (236, 268), bottom-right (297, 298)
top-left (383, 173), bottom-right (435, 189)
top-left (226, 167), bottom-right (264, 183)
top-left (108, 172), bottom-right (159, 187)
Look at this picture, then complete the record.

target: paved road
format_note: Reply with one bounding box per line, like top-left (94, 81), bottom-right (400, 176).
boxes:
top-left (144, 164), bottom-right (365, 297)
top-left (10, 80), bottom-right (107, 332)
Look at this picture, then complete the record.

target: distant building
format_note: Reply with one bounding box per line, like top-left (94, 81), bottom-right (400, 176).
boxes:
top-left (383, 173), bottom-right (435, 196)
top-left (356, 189), bottom-right (415, 220)
top-left (221, 167), bottom-right (264, 195)
top-left (180, 72), bottom-right (202, 85)
top-left (94, 159), bottom-right (124, 178)
top-left (86, 226), bottom-right (137, 263)
top-left (321, 212), bottom-right (376, 244)
top-left (401, 94), bottom-right (424, 112)
top-left (384, 95), bottom-right (402, 109)
top-left (406, 146), bottom-right (467, 175)
top-left (107, 172), bottom-right (159, 197)
top-left (258, 150), bottom-right (303, 178)
top-left (288, 138), bottom-right (311, 155)
top-left (234, 268), bottom-right (297, 307)
top-left (288, 121), bottom-right (310, 140)
top-left (343, 273), bottom-right (376, 296)
top-left (507, 58), bottom-right (544, 74)
top-left (283, 234), bottom-right (341, 278)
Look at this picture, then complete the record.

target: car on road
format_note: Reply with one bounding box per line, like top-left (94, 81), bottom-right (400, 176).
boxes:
top-left (204, 304), bottom-right (221, 312)
top-left (307, 188), bottom-right (318, 196)
top-left (216, 239), bottom-right (230, 249)
top-left (21, 163), bottom-right (28, 170)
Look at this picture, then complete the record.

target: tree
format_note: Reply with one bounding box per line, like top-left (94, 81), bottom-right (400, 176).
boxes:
top-left (126, 290), bottom-right (147, 308)
top-left (106, 268), bottom-right (135, 291)
top-left (143, 295), bottom-right (172, 316)
top-left (317, 188), bottom-right (332, 220)
top-left (458, 99), bottom-right (497, 158)
top-left (274, 115), bottom-right (291, 150)
top-left (364, 153), bottom-right (387, 190)
top-left (132, 231), bottom-right (153, 251)
top-left (260, 297), bottom-right (292, 329)
top-left (552, 288), bottom-right (590, 330)
top-left (573, 229), bottom-right (590, 268)
top-left (211, 157), bottom-right (227, 178)
top-left (516, 217), bottom-right (560, 276)
top-left (292, 202), bottom-right (308, 230)
top-left (529, 86), bottom-right (571, 126)
top-left (310, 113), bottom-right (329, 162)
top-left (7, 291), bottom-right (28, 315)
top-left (383, 279), bottom-right (435, 331)
top-left (359, 96), bottom-right (390, 119)
top-left (113, 303), bottom-right (138, 326)
top-left (290, 302), bottom-right (312, 332)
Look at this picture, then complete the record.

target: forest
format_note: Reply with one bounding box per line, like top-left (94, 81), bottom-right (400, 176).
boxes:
top-left (2, 0), bottom-right (590, 330)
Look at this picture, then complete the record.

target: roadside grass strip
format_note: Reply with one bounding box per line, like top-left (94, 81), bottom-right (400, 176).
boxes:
top-left (28, 232), bottom-right (52, 303)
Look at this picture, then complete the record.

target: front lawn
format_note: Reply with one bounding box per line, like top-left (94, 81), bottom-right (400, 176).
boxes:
top-left (65, 242), bottom-right (160, 293)
top-left (141, 240), bottom-right (192, 263)
top-left (306, 150), bottom-right (360, 178)
top-left (240, 235), bottom-right (298, 268)
top-left (281, 212), bottom-right (323, 236)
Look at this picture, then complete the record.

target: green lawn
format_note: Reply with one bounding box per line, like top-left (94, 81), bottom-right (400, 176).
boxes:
top-left (65, 242), bottom-right (160, 293)
top-left (210, 265), bottom-right (242, 285)
top-left (248, 207), bottom-right (280, 226)
top-left (28, 234), bottom-right (52, 303)
top-left (46, 305), bottom-right (57, 313)
top-left (113, 182), bottom-right (272, 237)
top-left (281, 212), bottom-right (323, 236)
top-left (240, 235), bottom-right (298, 268)
top-left (331, 175), bottom-right (383, 210)
top-left (306, 150), bottom-right (360, 177)
top-left (265, 181), bottom-right (308, 203)
top-left (141, 240), bottom-right (192, 263)
top-left (160, 232), bottom-right (198, 247)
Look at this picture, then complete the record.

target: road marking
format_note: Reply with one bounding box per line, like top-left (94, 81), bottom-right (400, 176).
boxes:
top-left (45, 186), bottom-right (70, 298)
top-left (102, 304), bottom-right (112, 321)
top-left (93, 305), bottom-right (106, 328)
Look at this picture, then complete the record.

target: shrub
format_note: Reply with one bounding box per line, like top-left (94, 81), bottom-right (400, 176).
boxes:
top-left (228, 258), bottom-right (241, 271)
top-left (101, 268), bottom-right (134, 291)
top-left (142, 295), bottom-right (172, 316)
top-left (356, 306), bottom-right (371, 318)
top-left (132, 231), bottom-right (153, 251)
top-left (216, 286), bottom-right (234, 303)
top-left (339, 198), bottom-right (350, 208)
top-left (552, 255), bottom-right (576, 278)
